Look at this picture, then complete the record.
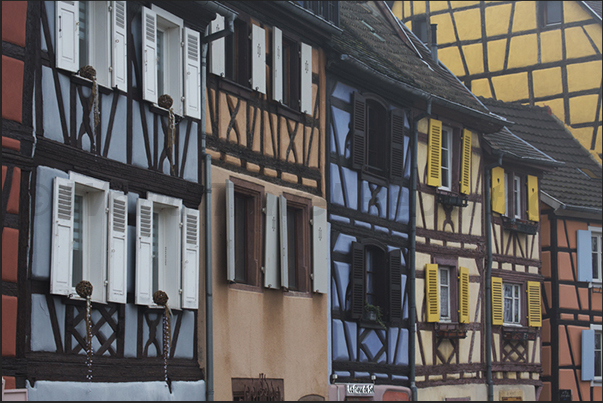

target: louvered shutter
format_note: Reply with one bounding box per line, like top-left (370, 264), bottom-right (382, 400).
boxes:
top-left (251, 24), bottom-right (266, 94)
top-left (460, 129), bottom-right (472, 195)
top-left (209, 14), bottom-right (225, 76)
top-left (425, 263), bottom-right (439, 322)
top-left (491, 277), bottom-right (503, 325)
top-left (458, 266), bottom-right (469, 323)
top-left (225, 179), bottom-right (235, 282)
top-left (300, 42), bottom-right (312, 114)
top-left (56, 1), bottom-right (79, 72)
top-left (351, 242), bottom-right (365, 320)
top-left (491, 167), bottom-right (506, 215)
top-left (264, 193), bottom-right (279, 289)
top-left (527, 175), bottom-right (539, 222)
top-left (183, 27), bottom-right (201, 119)
top-left (111, 1), bottom-right (127, 90)
top-left (526, 280), bottom-right (542, 327)
top-left (142, 7), bottom-right (157, 103)
top-left (272, 27), bottom-right (283, 103)
top-left (581, 329), bottom-right (595, 381)
top-left (50, 177), bottom-right (75, 296)
top-left (351, 92), bottom-right (367, 170)
top-left (107, 191), bottom-right (128, 303)
top-left (135, 198), bottom-right (153, 305)
top-left (390, 109), bottom-right (405, 182)
top-left (426, 119), bottom-right (442, 187)
top-left (312, 206), bottom-right (328, 293)
top-left (279, 195), bottom-right (289, 288)
top-left (181, 207), bottom-right (199, 309)
top-left (389, 249), bottom-right (403, 324)
top-left (577, 230), bottom-right (593, 282)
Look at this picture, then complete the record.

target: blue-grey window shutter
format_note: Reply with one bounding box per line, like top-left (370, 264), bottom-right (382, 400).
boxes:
top-left (582, 329), bottom-right (595, 381)
top-left (577, 230), bottom-right (592, 282)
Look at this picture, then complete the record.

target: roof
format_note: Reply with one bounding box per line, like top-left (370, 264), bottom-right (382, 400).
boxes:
top-left (482, 126), bottom-right (562, 167)
top-left (481, 97), bottom-right (602, 212)
top-left (582, 1), bottom-right (602, 20)
top-left (331, 1), bottom-right (491, 115)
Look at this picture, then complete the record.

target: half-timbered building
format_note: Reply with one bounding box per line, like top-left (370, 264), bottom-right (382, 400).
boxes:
top-left (2, 1), bottom-right (225, 399)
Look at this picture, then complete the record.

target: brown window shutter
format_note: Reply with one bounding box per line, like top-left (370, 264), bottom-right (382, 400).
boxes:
top-left (388, 249), bottom-right (402, 324)
top-left (389, 109), bottom-right (405, 182)
top-left (351, 242), bottom-right (365, 319)
top-left (352, 92), bottom-right (367, 170)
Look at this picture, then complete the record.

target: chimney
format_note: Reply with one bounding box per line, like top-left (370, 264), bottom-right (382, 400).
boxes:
top-left (430, 24), bottom-right (438, 63)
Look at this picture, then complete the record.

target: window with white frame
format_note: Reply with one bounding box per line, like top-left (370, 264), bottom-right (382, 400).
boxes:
top-left (503, 283), bottom-right (521, 325)
top-left (56, 1), bottom-right (127, 90)
top-left (513, 175), bottom-right (521, 219)
top-left (577, 226), bottom-right (603, 284)
top-left (439, 267), bottom-right (451, 322)
top-left (582, 324), bottom-right (602, 384)
top-left (439, 126), bottom-right (453, 192)
top-left (592, 228), bottom-right (602, 283)
top-left (50, 172), bottom-right (128, 304)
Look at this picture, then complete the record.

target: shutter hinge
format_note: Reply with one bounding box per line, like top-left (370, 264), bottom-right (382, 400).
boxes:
top-left (309, 218), bottom-right (314, 226)
top-left (310, 273), bottom-right (314, 280)
top-left (181, 41), bottom-right (184, 48)
top-left (108, 4), bottom-right (112, 12)
top-left (106, 208), bottom-right (110, 214)
top-left (261, 266), bottom-right (265, 273)
top-left (179, 289), bottom-right (183, 294)
top-left (179, 221), bottom-right (183, 228)
top-left (262, 207), bottom-right (266, 214)
top-left (104, 280), bottom-right (108, 286)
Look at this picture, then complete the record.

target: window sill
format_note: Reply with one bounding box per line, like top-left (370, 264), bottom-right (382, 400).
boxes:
top-left (435, 322), bottom-right (467, 339)
top-left (148, 103), bottom-right (184, 121)
top-left (436, 189), bottom-right (468, 207)
top-left (70, 73), bottom-right (121, 95)
top-left (360, 170), bottom-right (388, 187)
top-left (228, 282), bottom-right (263, 293)
top-left (501, 216), bottom-right (538, 235)
top-left (502, 326), bottom-right (537, 341)
top-left (218, 77), bottom-right (254, 99)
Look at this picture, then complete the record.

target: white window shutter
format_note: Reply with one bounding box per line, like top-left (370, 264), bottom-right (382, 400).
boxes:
top-left (225, 179), bottom-right (236, 282)
top-left (577, 230), bottom-right (593, 282)
top-left (111, 1), bottom-right (128, 90)
top-left (142, 7), bottom-right (157, 103)
top-left (181, 207), bottom-right (200, 309)
top-left (56, 1), bottom-right (79, 72)
top-left (272, 27), bottom-right (283, 103)
top-left (183, 27), bottom-right (201, 119)
top-left (300, 42), bottom-right (312, 114)
top-left (581, 329), bottom-right (595, 381)
top-left (50, 177), bottom-right (75, 296)
top-left (135, 198), bottom-right (153, 305)
top-left (312, 206), bottom-right (328, 294)
top-left (107, 191), bottom-right (128, 304)
top-left (209, 14), bottom-right (225, 77)
top-left (264, 193), bottom-right (279, 289)
top-left (251, 24), bottom-right (266, 94)
top-left (279, 195), bottom-right (289, 289)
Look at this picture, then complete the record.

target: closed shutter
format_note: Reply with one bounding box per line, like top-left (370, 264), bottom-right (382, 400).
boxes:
top-left (526, 280), bottom-right (542, 327)
top-left (135, 198), bottom-right (153, 305)
top-left (312, 206), bottom-right (328, 293)
top-left (251, 24), bottom-right (266, 94)
top-left (351, 242), bottom-right (365, 320)
top-left (264, 193), bottom-right (279, 289)
top-left (300, 42), bottom-right (312, 114)
top-left (181, 207), bottom-right (199, 309)
top-left (351, 91), bottom-right (367, 170)
top-left (272, 27), bottom-right (283, 103)
top-left (225, 179), bottom-right (235, 282)
top-left (50, 177), bottom-right (75, 296)
top-left (390, 109), bottom-right (405, 182)
top-left (209, 14), bottom-right (225, 76)
top-left (107, 191), bottom-right (128, 304)
top-left (426, 119), bottom-right (442, 187)
top-left (527, 175), bottom-right (539, 222)
top-left (279, 195), bottom-right (289, 289)
top-left (577, 230), bottom-right (593, 282)
top-left (56, 1), bottom-right (79, 72)
top-left (183, 27), bottom-right (201, 119)
top-left (142, 7), bottom-right (157, 103)
top-left (491, 167), bottom-right (506, 215)
top-left (425, 263), bottom-right (439, 322)
top-left (460, 129), bottom-right (472, 195)
top-left (491, 277), bottom-right (503, 325)
top-left (581, 329), bottom-right (595, 381)
top-left (111, 1), bottom-right (127, 90)
top-left (458, 266), bottom-right (470, 323)
top-left (389, 249), bottom-right (402, 324)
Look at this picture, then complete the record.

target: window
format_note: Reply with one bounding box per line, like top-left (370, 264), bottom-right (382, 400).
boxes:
top-left (351, 242), bottom-right (404, 325)
top-left (55, 1), bottom-right (127, 89)
top-left (513, 175), bottom-right (521, 219)
top-left (503, 283), bottom-right (521, 325)
top-left (577, 226), bottom-right (603, 284)
top-left (296, 1), bottom-right (340, 26)
top-left (50, 172), bottom-right (128, 304)
top-left (425, 263), bottom-right (469, 324)
top-left (135, 192), bottom-right (199, 310)
top-left (226, 178), bottom-right (264, 287)
top-left (439, 267), bottom-right (451, 322)
top-left (491, 168), bottom-right (539, 222)
top-left (351, 92), bottom-right (407, 183)
top-left (142, 6), bottom-right (201, 119)
top-left (538, 1), bottom-right (562, 27)
top-left (582, 324), bottom-right (602, 384)
top-left (412, 16), bottom-right (428, 43)
top-left (440, 127), bottom-right (453, 191)
top-left (491, 277), bottom-right (541, 327)
top-left (280, 193), bottom-right (311, 292)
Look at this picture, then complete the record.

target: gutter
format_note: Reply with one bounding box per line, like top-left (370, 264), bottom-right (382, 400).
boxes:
top-left (274, 1), bottom-right (343, 36)
top-left (541, 191), bottom-right (603, 217)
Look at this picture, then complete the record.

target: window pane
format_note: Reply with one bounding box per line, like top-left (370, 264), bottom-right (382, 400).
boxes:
top-left (546, 1), bottom-right (562, 25)
top-left (367, 100), bottom-right (387, 173)
top-left (595, 331), bottom-right (602, 378)
top-left (440, 285), bottom-right (449, 318)
top-left (152, 212), bottom-right (159, 293)
top-left (157, 30), bottom-right (165, 96)
top-left (234, 194), bottom-right (247, 283)
top-left (72, 195), bottom-right (84, 287)
top-left (287, 208), bottom-right (297, 290)
top-left (79, 1), bottom-right (89, 68)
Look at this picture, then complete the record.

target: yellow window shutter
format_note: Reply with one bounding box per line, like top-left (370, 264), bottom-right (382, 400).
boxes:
top-left (458, 266), bottom-right (470, 324)
top-left (491, 166), bottom-right (505, 215)
top-left (491, 277), bottom-right (503, 325)
top-left (425, 264), bottom-right (439, 322)
top-left (460, 129), bottom-right (472, 195)
top-left (527, 175), bottom-right (539, 222)
top-left (426, 119), bottom-right (442, 187)
top-left (527, 281), bottom-right (542, 327)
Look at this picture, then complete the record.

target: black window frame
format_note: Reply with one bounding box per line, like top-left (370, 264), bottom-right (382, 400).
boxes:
top-left (283, 192), bottom-right (311, 293)
top-left (538, 1), bottom-right (563, 28)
